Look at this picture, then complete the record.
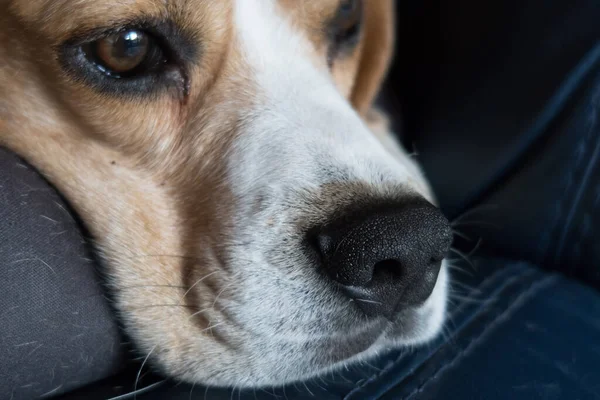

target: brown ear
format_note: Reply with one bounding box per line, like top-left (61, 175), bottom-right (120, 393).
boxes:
top-left (351, 0), bottom-right (395, 117)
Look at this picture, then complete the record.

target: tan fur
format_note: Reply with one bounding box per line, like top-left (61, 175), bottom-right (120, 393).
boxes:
top-left (276, 0), bottom-right (393, 102)
top-left (0, 0), bottom-right (397, 385)
top-left (351, 0), bottom-right (395, 115)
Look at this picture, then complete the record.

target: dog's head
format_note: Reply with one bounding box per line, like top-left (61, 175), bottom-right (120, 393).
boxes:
top-left (1, 0), bottom-right (451, 387)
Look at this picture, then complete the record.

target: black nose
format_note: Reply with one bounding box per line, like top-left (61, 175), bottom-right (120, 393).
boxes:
top-left (312, 199), bottom-right (452, 319)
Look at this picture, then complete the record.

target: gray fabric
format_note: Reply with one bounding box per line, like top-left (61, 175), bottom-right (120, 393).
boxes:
top-left (0, 147), bottom-right (124, 400)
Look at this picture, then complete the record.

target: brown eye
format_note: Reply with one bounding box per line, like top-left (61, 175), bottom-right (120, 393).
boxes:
top-left (84, 29), bottom-right (165, 77)
top-left (60, 21), bottom-right (198, 96)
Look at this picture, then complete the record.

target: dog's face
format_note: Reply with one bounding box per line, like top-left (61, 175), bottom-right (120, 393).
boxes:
top-left (1, 0), bottom-right (451, 387)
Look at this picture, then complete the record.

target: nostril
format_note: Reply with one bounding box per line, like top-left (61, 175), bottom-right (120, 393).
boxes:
top-left (306, 198), bottom-right (451, 318)
top-left (372, 259), bottom-right (403, 281)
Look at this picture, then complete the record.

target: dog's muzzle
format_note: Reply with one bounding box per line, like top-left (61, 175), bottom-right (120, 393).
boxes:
top-left (309, 198), bottom-right (452, 319)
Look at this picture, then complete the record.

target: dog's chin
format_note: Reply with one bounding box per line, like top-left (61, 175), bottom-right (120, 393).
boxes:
top-left (174, 263), bottom-right (448, 388)
top-left (308, 264), bottom-right (449, 381)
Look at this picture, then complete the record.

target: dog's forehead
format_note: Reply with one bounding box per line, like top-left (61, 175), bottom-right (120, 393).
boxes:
top-left (9, 0), bottom-right (230, 40)
top-left (276, 0), bottom-right (342, 37)
top-left (234, 0), bottom-right (319, 64)
top-left (10, 0), bottom-right (340, 41)
top-left (231, 0), bottom-right (354, 100)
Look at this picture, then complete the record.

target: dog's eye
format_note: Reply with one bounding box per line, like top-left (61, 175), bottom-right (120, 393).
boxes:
top-left (84, 30), bottom-right (165, 78)
top-left (60, 21), bottom-right (198, 97)
top-left (327, 0), bottom-right (363, 65)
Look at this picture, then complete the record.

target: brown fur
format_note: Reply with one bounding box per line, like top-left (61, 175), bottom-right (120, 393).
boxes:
top-left (351, 0), bottom-right (395, 115)
top-left (0, 0), bottom-right (395, 384)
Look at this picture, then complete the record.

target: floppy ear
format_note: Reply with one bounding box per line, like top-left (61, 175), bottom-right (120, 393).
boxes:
top-left (351, 0), bottom-right (395, 117)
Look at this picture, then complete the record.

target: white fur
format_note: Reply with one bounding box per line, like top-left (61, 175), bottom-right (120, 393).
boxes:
top-left (231, 0), bottom-right (418, 194)
top-left (208, 0), bottom-right (451, 379)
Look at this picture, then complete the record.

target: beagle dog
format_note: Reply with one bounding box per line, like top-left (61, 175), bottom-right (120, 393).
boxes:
top-left (0, 0), bottom-right (452, 388)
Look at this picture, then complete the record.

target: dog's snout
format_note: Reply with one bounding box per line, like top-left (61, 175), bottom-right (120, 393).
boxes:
top-left (312, 199), bottom-right (452, 319)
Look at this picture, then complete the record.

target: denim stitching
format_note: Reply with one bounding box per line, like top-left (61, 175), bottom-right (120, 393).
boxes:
top-left (534, 44), bottom-right (600, 261)
top-left (545, 123), bottom-right (591, 263)
top-left (444, 264), bottom-right (530, 323)
top-left (343, 263), bottom-right (532, 400)
top-left (554, 84), bottom-right (600, 264)
top-left (403, 275), bottom-right (558, 400)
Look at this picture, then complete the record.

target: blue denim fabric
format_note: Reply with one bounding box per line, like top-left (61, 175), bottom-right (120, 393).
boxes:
top-left (388, 0), bottom-right (600, 287)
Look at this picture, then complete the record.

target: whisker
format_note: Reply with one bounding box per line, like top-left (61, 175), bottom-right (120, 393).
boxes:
top-left (444, 313), bottom-right (458, 333)
top-left (452, 229), bottom-right (472, 241)
top-left (446, 263), bottom-right (475, 277)
top-left (446, 298), bottom-right (459, 309)
top-left (451, 204), bottom-right (499, 225)
top-left (181, 271), bottom-right (219, 301)
top-left (352, 298), bottom-right (383, 305)
top-left (449, 280), bottom-right (482, 295)
top-left (188, 307), bottom-right (210, 321)
top-left (312, 379), bottom-right (328, 392)
top-left (449, 248), bottom-right (475, 271)
top-left (189, 382), bottom-right (196, 400)
top-left (118, 284), bottom-right (187, 291)
top-left (302, 381), bottom-right (315, 397)
top-left (451, 219), bottom-right (500, 230)
top-left (281, 382), bottom-right (289, 400)
top-left (292, 382), bottom-right (301, 394)
top-left (441, 323), bottom-right (456, 346)
top-left (125, 253), bottom-right (204, 261)
top-left (438, 322), bottom-right (450, 343)
top-left (447, 294), bottom-right (486, 305)
top-left (211, 272), bottom-right (244, 310)
top-left (467, 237), bottom-right (484, 257)
top-left (363, 360), bottom-right (382, 373)
top-left (335, 370), bottom-right (353, 384)
top-left (126, 304), bottom-right (196, 312)
top-left (202, 321), bottom-right (225, 333)
top-left (134, 344), bottom-right (157, 399)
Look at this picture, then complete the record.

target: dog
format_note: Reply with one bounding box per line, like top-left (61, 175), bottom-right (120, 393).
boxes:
top-left (0, 0), bottom-right (452, 388)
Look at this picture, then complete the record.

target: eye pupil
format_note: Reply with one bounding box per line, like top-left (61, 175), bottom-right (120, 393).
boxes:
top-left (94, 30), bottom-right (150, 74)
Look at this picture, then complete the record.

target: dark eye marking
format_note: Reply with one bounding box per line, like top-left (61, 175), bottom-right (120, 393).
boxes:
top-left (326, 0), bottom-right (364, 67)
top-left (58, 19), bottom-right (199, 99)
